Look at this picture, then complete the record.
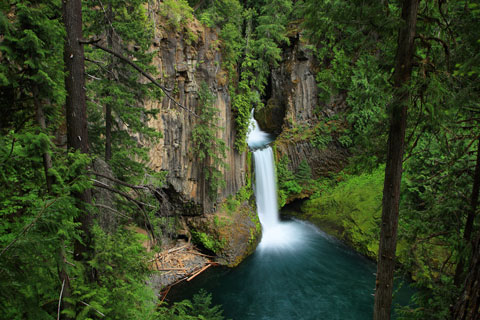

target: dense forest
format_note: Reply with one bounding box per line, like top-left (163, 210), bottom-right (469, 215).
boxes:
top-left (1, 0), bottom-right (479, 319)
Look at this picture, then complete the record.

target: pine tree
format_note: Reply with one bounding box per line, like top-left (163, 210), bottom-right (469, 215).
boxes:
top-left (83, 0), bottom-right (161, 180)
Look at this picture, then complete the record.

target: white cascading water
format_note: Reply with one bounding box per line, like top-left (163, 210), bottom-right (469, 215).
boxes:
top-left (247, 111), bottom-right (305, 250)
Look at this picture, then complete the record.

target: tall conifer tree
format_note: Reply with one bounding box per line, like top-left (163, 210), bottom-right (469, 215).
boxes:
top-left (373, 0), bottom-right (419, 319)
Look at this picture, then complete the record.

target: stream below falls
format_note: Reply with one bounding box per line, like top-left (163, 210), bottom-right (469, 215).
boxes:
top-left (168, 111), bottom-right (413, 319)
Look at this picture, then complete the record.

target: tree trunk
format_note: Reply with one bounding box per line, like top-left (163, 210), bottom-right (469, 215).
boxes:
top-left (373, 1), bottom-right (419, 319)
top-left (104, 4), bottom-right (113, 162)
top-left (105, 105), bottom-right (112, 161)
top-left (455, 136), bottom-right (480, 286)
top-left (452, 138), bottom-right (480, 320)
top-left (33, 85), bottom-right (73, 317)
top-left (33, 85), bottom-right (54, 193)
top-left (63, 0), bottom-right (93, 261)
top-left (452, 235), bottom-right (480, 320)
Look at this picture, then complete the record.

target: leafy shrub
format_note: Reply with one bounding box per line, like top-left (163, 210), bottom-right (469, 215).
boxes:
top-left (159, 0), bottom-right (194, 31)
top-left (276, 155), bottom-right (302, 207)
top-left (157, 290), bottom-right (226, 320)
top-left (191, 231), bottom-right (225, 254)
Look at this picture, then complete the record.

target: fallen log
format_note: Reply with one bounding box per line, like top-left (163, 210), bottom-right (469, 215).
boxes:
top-left (167, 245), bottom-right (189, 254)
top-left (156, 267), bottom-right (187, 271)
top-left (188, 250), bottom-right (215, 258)
top-left (187, 263), bottom-right (213, 282)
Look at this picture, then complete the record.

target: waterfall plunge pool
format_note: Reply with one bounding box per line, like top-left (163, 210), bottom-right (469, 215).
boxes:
top-left (168, 217), bottom-right (413, 320)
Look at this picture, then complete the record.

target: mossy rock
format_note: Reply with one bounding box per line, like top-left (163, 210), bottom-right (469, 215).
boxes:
top-left (186, 201), bottom-right (261, 267)
top-left (254, 98), bottom-right (286, 135)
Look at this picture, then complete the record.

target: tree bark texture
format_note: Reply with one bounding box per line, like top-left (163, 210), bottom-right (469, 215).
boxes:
top-left (453, 234), bottom-right (480, 320)
top-left (373, 0), bottom-right (419, 319)
top-left (64, 0), bottom-right (89, 154)
top-left (455, 137), bottom-right (480, 286)
top-left (452, 138), bottom-right (480, 320)
top-left (63, 0), bottom-right (93, 261)
top-left (104, 4), bottom-right (113, 162)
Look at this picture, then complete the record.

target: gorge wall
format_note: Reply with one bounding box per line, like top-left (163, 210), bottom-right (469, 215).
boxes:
top-left (257, 36), bottom-right (349, 188)
top-left (145, 19), bottom-right (246, 212)
top-left (143, 17), bottom-right (259, 266)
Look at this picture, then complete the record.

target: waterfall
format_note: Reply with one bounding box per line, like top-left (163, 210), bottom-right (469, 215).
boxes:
top-left (247, 112), bottom-right (278, 228)
top-left (247, 111), bottom-right (304, 250)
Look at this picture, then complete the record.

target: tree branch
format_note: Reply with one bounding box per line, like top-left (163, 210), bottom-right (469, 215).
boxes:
top-left (1, 137), bottom-right (16, 165)
top-left (80, 38), bottom-right (198, 117)
top-left (85, 58), bottom-right (119, 81)
top-left (92, 181), bottom-right (155, 209)
top-left (57, 279), bottom-right (65, 320)
top-left (79, 301), bottom-right (105, 317)
top-left (0, 197), bottom-right (60, 257)
top-left (90, 171), bottom-right (147, 190)
top-left (94, 203), bottom-right (133, 220)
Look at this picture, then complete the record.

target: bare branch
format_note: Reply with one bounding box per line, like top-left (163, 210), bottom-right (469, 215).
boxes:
top-left (97, 0), bottom-right (121, 41)
top-left (91, 171), bottom-right (147, 190)
top-left (57, 279), bottom-right (65, 320)
top-left (94, 203), bottom-right (133, 220)
top-left (79, 301), bottom-right (105, 317)
top-left (92, 181), bottom-right (155, 209)
top-left (86, 73), bottom-right (102, 81)
top-left (85, 57), bottom-right (119, 81)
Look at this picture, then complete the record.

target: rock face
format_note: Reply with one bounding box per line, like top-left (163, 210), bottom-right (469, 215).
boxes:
top-left (268, 37), bottom-right (348, 181)
top-left (185, 202), bottom-right (261, 267)
top-left (145, 20), bottom-right (247, 213)
top-left (143, 19), bottom-right (259, 267)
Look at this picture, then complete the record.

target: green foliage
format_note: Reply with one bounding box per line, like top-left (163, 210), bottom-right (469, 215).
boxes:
top-left (191, 231), bottom-right (226, 254)
top-left (0, 2), bottom-right (228, 319)
top-left (191, 82), bottom-right (228, 200)
top-left (301, 167), bottom-right (385, 258)
top-left (294, 0), bottom-right (480, 317)
top-left (0, 0), bottom-right (65, 132)
top-left (252, 0), bottom-right (292, 80)
top-left (311, 122), bottom-right (333, 150)
top-left (159, 0), bottom-right (194, 31)
top-left (70, 225), bottom-right (158, 320)
top-left (83, 0), bottom-right (161, 181)
top-left (295, 160), bottom-right (312, 184)
top-left (276, 155), bottom-right (302, 207)
top-left (297, 0), bottom-right (396, 171)
top-left (0, 132), bottom-right (91, 319)
top-left (197, 0), bottom-right (293, 151)
top-left (157, 290), bottom-right (226, 320)
top-left (222, 185), bottom-right (253, 214)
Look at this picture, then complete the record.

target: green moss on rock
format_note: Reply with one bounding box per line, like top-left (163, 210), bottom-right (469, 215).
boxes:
top-left (298, 167), bottom-right (384, 260)
top-left (187, 198), bottom-right (261, 267)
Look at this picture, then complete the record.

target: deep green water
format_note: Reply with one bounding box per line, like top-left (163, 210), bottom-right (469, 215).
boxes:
top-left (169, 220), bottom-right (413, 320)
